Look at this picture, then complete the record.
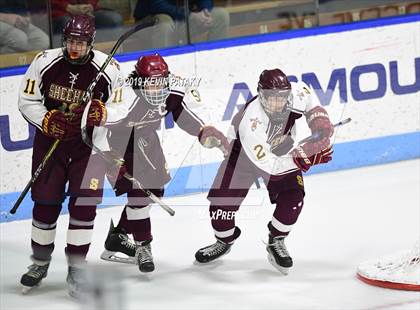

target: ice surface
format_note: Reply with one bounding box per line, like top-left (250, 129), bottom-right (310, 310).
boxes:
top-left (1, 160), bottom-right (419, 310)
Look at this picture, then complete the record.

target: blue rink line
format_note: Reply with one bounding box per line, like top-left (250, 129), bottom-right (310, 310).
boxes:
top-left (0, 131), bottom-right (419, 223)
top-left (0, 13), bottom-right (419, 78)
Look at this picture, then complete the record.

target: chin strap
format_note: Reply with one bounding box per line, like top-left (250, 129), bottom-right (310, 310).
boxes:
top-left (62, 47), bottom-right (92, 65)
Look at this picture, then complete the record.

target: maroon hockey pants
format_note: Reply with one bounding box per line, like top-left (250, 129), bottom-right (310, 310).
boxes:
top-left (30, 132), bottom-right (106, 262)
top-left (207, 150), bottom-right (305, 243)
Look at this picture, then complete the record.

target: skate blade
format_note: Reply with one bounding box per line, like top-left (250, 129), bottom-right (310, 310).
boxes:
top-left (21, 281), bottom-right (41, 294)
top-left (267, 254), bottom-right (290, 275)
top-left (100, 250), bottom-right (136, 264)
top-left (194, 247), bottom-right (231, 265)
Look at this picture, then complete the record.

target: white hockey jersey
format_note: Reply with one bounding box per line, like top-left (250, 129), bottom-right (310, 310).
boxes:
top-left (228, 81), bottom-right (318, 176)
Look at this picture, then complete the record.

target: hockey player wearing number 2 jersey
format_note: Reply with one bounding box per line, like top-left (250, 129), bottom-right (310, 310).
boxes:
top-left (195, 69), bottom-right (334, 274)
top-left (17, 15), bottom-right (130, 296)
top-left (100, 54), bottom-right (229, 273)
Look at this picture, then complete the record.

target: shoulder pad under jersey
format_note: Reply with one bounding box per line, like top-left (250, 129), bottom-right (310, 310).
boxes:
top-left (91, 50), bottom-right (123, 84)
top-left (35, 48), bottom-right (64, 73)
top-left (289, 81), bottom-right (313, 113)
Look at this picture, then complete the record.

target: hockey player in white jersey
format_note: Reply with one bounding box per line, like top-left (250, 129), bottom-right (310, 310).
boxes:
top-left (17, 15), bottom-right (131, 296)
top-left (195, 69), bottom-right (334, 274)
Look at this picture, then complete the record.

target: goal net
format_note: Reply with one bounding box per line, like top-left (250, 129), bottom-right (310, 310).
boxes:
top-left (357, 241), bottom-right (420, 291)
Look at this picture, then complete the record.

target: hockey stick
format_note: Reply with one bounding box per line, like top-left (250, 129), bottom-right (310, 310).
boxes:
top-left (298, 117), bottom-right (352, 144)
top-left (9, 18), bottom-right (157, 216)
top-left (9, 139), bottom-right (60, 214)
top-left (80, 107), bottom-right (175, 216)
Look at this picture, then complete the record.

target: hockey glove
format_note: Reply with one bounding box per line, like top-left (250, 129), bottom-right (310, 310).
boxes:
top-left (73, 99), bottom-right (107, 127)
top-left (306, 106), bottom-right (334, 140)
top-left (42, 109), bottom-right (80, 140)
top-left (291, 141), bottom-right (333, 172)
top-left (198, 126), bottom-right (230, 156)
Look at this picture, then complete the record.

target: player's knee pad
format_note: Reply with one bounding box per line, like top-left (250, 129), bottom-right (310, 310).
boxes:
top-left (32, 203), bottom-right (62, 224)
top-left (68, 190), bottom-right (104, 206)
top-left (68, 197), bottom-right (97, 223)
top-left (274, 189), bottom-right (304, 225)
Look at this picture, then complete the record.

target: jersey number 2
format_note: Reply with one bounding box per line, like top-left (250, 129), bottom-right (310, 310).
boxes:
top-left (254, 144), bottom-right (266, 160)
top-left (23, 79), bottom-right (36, 95)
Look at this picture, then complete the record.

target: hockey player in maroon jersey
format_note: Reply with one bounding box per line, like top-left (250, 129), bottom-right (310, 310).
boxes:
top-left (17, 15), bottom-right (130, 295)
top-left (194, 69), bottom-right (334, 274)
top-left (100, 54), bottom-right (229, 273)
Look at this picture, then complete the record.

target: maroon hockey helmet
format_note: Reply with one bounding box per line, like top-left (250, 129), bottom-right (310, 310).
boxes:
top-left (62, 15), bottom-right (96, 65)
top-left (135, 54), bottom-right (169, 78)
top-left (258, 69), bottom-right (292, 122)
top-left (135, 54), bottom-right (170, 107)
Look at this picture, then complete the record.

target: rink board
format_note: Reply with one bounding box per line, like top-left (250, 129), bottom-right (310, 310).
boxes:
top-left (0, 14), bottom-right (419, 222)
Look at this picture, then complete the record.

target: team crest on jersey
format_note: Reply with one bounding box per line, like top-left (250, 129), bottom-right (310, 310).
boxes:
top-left (69, 72), bottom-right (79, 89)
top-left (266, 122), bottom-right (284, 144)
top-left (250, 117), bottom-right (262, 131)
top-left (296, 86), bottom-right (310, 100)
top-left (144, 109), bottom-right (156, 118)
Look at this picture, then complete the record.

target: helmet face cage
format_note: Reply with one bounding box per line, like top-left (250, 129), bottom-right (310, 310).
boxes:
top-left (258, 88), bottom-right (292, 122)
top-left (140, 75), bottom-right (171, 106)
top-left (62, 35), bottom-right (94, 65)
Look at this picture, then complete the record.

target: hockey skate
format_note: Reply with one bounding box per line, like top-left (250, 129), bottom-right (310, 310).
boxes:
top-left (20, 258), bottom-right (50, 294)
top-left (195, 227), bottom-right (241, 263)
top-left (66, 264), bottom-right (86, 298)
top-left (135, 240), bottom-right (154, 273)
top-left (100, 219), bottom-right (136, 264)
top-left (266, 234), bottom-right (293, 275)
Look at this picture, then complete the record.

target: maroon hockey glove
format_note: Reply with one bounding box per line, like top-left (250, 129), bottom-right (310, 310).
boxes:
top-left (42, 109), bottom-right (80, 140)
top-left (291, 142), bottom-right (333, 172)
top-left (306, 106), bottom-right (334, 140)
top-left (198, 126), bottom-right (230, 156)
top-left (73, 99), bottom-right (107, 127)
